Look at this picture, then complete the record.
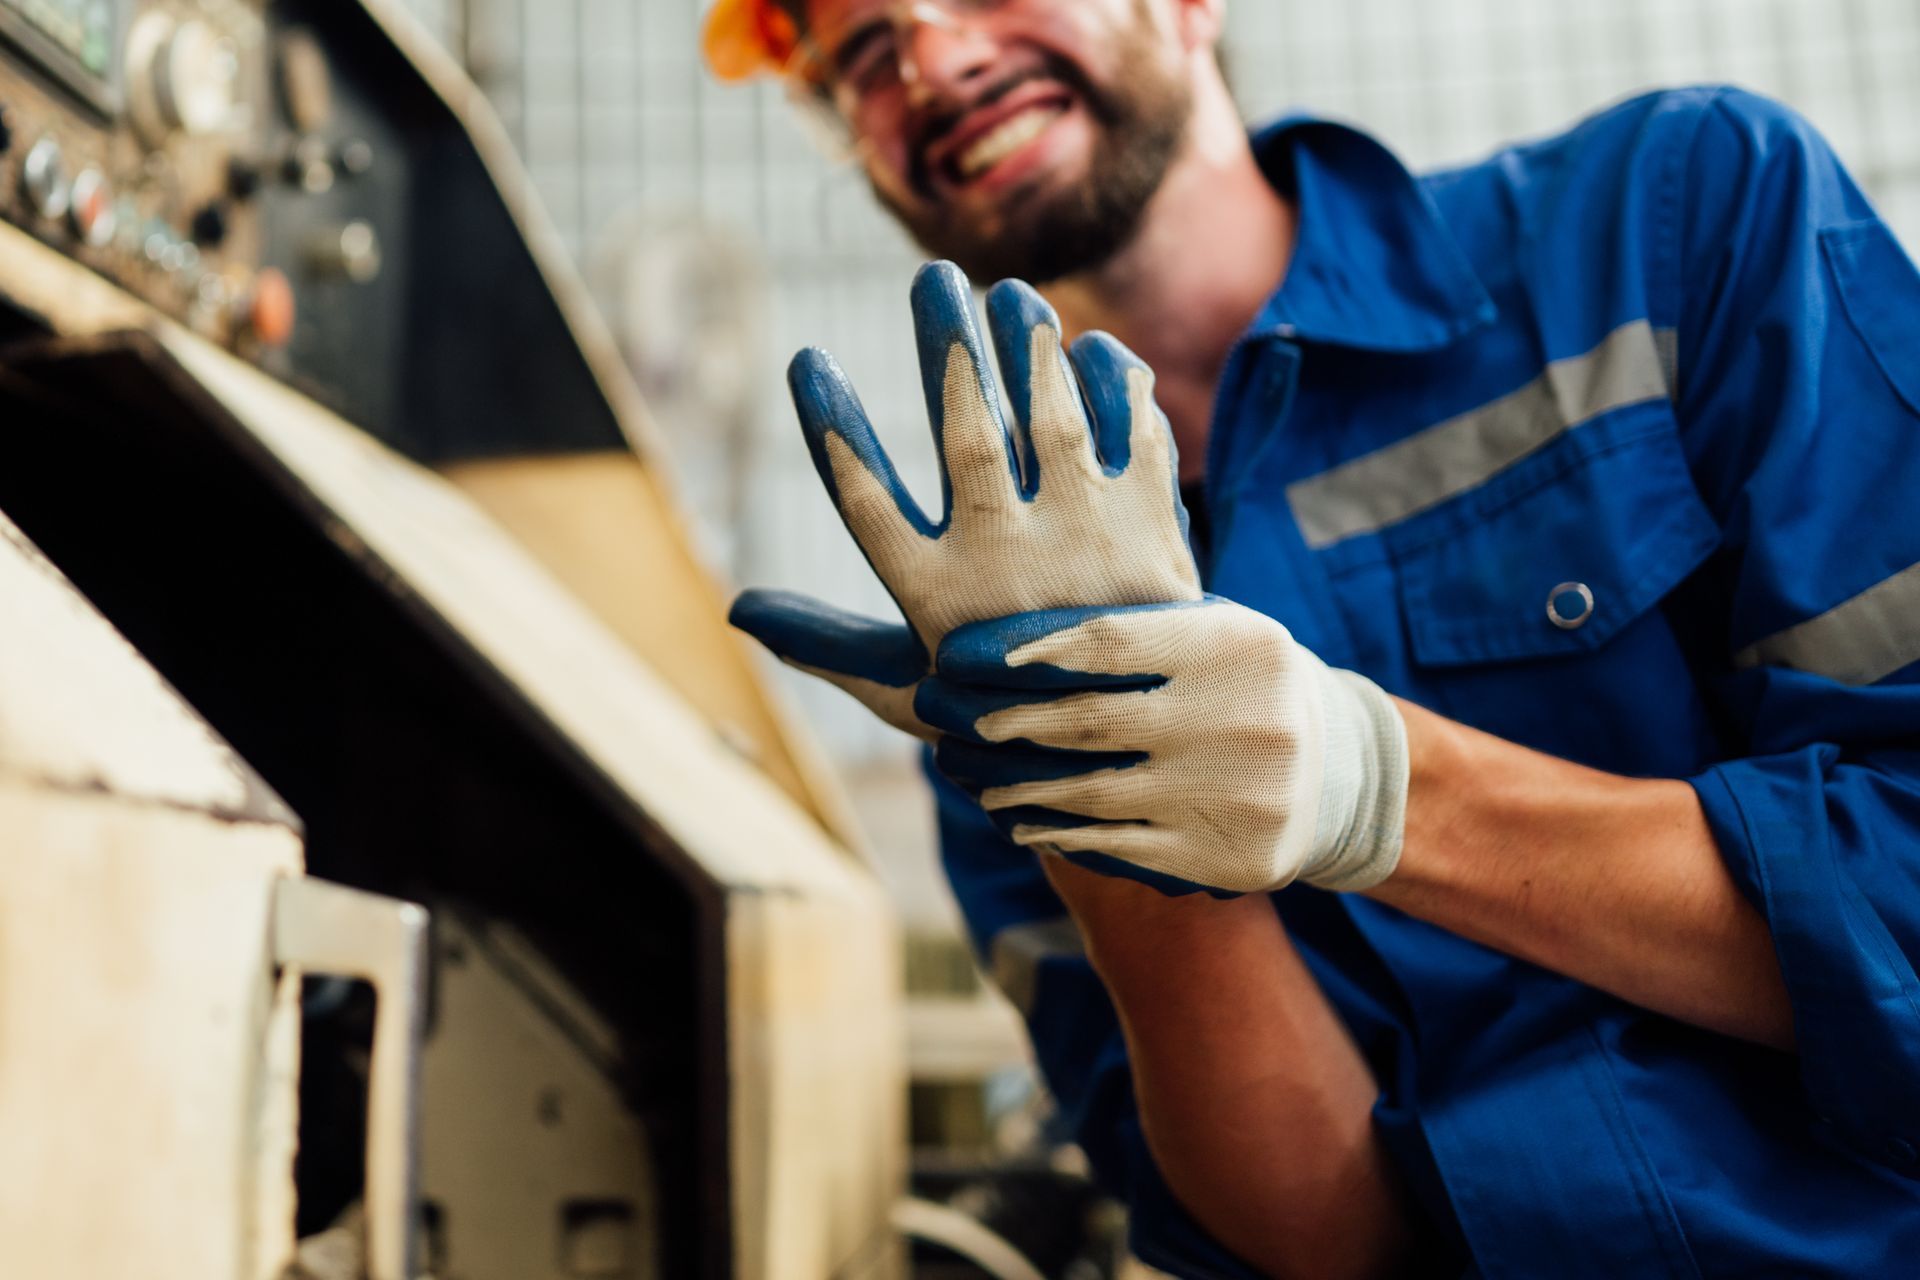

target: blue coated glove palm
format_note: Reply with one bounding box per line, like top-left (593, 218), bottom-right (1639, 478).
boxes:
top-left (731, 261), bottom-right (1202, 740)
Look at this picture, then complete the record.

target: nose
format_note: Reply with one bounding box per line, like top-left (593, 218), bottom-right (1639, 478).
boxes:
top-left (898, 11), bottom-right (997, 106)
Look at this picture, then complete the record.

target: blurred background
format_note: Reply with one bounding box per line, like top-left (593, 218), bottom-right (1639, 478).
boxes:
top-left (395, 0), bottom-right (1920, 937)
top-left (3, 2), bottom-right (1918, 1276)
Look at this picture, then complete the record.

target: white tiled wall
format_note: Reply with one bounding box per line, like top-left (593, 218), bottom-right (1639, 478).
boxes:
top-left (408, 0), bottom-right (1920, 768)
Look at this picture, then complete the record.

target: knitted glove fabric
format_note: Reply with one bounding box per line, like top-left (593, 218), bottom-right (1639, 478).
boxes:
top-left (924, 599), bottom-right (1410, 894)
top-left (730, 261), bottom-right (1202, 738)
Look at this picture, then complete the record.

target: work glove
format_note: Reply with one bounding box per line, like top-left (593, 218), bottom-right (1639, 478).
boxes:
top-left (730, 260), bottom-right (1202, 739)
top-left (731, 259), bottom-right (1409, 896)
top-left (921, 600), bottom-right (1410, 894)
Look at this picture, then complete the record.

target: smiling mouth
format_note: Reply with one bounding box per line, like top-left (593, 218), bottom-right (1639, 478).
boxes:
top-left (950, 102), bottom-right (1068, 184)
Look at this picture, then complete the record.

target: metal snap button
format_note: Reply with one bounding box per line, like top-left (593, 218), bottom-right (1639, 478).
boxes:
top-left (1546, 582), bottom-right (1595, 630)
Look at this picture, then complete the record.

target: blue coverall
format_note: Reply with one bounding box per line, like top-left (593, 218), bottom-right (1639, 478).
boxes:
top-left (930, 87), bottom-right (1920, 1277)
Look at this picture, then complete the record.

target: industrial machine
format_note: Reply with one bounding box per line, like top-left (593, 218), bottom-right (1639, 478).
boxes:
top-left (0, 3), bottom-right (904, 1278)
top-left (0, 0), bottom-right (272, 344)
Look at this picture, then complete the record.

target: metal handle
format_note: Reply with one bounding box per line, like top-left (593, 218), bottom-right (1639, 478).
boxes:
top-left (273, 877), bottom-right (430, 1280)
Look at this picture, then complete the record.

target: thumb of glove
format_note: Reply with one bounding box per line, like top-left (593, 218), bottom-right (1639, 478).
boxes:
top-left (729, 588), bottom-right (933, 740)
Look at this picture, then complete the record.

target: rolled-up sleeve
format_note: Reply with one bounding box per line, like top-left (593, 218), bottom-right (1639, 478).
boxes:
top-left (1676, 90), bottom-right (1920, 1171)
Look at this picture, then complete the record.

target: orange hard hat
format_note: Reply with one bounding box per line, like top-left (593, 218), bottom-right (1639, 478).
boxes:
top-left (703, 0), bottom-right (803, 81)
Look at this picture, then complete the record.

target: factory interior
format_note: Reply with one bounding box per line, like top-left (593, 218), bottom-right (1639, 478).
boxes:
top-left (3, 2), bottom-right (1918, 1279)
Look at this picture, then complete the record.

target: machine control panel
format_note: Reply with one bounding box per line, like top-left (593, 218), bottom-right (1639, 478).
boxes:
top-left (0, 0), bottom-right (282, 347)
top-left (0, 0), bottom-right (119, 112)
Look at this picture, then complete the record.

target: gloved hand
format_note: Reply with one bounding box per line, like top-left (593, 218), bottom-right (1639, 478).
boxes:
top-left (921, 599), bottom-right (1410, 894)
top-left (730, 260), bottom-right (1201, 739)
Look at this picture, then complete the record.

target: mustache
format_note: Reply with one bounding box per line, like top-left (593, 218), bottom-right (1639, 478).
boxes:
top-left (908, 56), bottom-right (1111, 194)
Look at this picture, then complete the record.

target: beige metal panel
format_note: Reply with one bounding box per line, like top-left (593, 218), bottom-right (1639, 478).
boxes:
top-left (0, 504), bottom-right (304, 1279)
top-left (420, 915), bottom-right (662, 1280)
top-left (0, 220), bottom-right (150, 338)
top-left (442, 452), bottom-right (868, 856)
top-left (728, 881), bottom-right (907, 1280)
top-left (0, 785), bottom-right (303, 1280)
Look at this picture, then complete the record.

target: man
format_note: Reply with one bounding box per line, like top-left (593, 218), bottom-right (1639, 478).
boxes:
top-left (707, 2), bottom-right (1920, 1276)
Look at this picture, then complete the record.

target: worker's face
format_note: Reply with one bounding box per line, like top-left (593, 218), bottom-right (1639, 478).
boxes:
top-left (804, 0), bottom-right (1194, 283)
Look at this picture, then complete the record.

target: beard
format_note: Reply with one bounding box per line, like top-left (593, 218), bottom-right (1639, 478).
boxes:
top-left (874, 23), bottom-right (1193, 285)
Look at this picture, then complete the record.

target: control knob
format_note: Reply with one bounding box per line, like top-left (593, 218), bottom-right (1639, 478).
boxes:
top-left (68, 168), bottom-right (116, 248)
top-left (21, 136), bottom-right (69, 221)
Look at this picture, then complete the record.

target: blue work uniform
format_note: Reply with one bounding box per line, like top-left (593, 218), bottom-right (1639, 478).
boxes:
top-left (929, 86), bottom-right (1920, 1277)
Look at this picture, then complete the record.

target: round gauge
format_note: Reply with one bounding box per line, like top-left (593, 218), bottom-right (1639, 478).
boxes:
top-left (126, 14), bottom-right (241, 140)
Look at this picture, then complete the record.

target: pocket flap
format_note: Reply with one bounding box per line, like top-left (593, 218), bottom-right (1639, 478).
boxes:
top-left (1395, 423), bottom-right (1719, 666)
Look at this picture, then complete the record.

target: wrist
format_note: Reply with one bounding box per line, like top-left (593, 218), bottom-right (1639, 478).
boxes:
top-left (1373, 698), bottom-right (1524, 907)
top-left (1041, 853), bottom-right (1277, 981)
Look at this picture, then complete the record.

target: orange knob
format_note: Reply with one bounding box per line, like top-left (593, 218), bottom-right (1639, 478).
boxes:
top-left (247, 267), bottom-right (296, 347)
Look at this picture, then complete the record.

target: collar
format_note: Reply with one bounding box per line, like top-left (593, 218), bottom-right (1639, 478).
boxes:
top-left (1247, 115), bottom-right (1496, 353)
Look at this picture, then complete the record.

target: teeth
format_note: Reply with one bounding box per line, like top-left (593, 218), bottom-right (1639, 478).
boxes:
top-left (957, 106), bottom-right (1064, 180)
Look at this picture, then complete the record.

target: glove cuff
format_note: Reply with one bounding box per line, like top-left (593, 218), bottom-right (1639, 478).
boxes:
top-left (1302, 667), bottom-right (1409, 892)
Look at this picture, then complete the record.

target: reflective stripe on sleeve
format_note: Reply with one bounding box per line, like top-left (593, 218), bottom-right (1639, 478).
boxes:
top-left (1734, 560), bottom-right (1920, 686)
top-left (1287, 320), bottom-right (1676, 548)
top-left (987, 916), bottom-right (1085, 1016)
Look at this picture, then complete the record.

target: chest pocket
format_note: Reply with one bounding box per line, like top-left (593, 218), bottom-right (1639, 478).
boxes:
top-left (1347, 405), bottom-right (1724, 776)
top-left (1382, 406), bottom-right (1720, 667)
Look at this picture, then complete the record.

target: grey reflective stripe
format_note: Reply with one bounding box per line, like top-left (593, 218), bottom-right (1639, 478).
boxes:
top-left (988, 916), bottom-right (1084, 1016)
top-left (1653, 325), bottom-right (1681, 403)
top-left (1734, 560), bottom-right (1920, 686)
top-left (1287, 320), bottom-right (1677, 549)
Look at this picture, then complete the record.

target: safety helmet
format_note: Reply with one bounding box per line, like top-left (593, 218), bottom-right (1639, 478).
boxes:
top-left (702, 0), bottom-right (803, 81)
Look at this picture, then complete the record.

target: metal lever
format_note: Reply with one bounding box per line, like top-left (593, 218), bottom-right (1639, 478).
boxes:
top-left (273, 877), bottom-right (430, 1280)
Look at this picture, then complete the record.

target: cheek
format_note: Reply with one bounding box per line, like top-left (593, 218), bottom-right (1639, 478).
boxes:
top-left (860, 139), bottom-right (921, 211)
top-left (849, 99), bottom-right (916, 188)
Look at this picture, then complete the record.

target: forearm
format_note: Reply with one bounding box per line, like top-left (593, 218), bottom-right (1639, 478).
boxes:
top-left (1043, 857), bottom-right (1411, 1280)
top-left (1371, 699), bottom-right (1793, 1049)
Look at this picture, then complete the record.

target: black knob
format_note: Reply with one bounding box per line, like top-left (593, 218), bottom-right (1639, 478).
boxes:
top-left (190, 201), bottom-right (229, 247)
top-left (226, 154), bottom-right (262, 199)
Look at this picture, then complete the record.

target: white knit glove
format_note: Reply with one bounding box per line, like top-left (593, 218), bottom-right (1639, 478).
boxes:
top-left (922, 599), bottom-right (1410, 894)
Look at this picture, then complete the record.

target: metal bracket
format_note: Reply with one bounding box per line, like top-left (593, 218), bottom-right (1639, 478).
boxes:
top-left (273, 876), bottom-right (430, 1280)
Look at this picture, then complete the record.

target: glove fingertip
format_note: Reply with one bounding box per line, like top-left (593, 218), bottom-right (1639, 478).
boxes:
top-left (909, 261), bottom-right (985, 355)
top-left (1067, 331), bottom-right (1148, 472)
top-left (985, 278), bottom-right (1058, 337)
top-left (727, 587), bottom-right (813, 660)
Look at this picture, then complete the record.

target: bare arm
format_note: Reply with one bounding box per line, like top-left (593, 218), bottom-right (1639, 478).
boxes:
top-left (1370, 699), bottom-right (1794, 1050)
top-left (1043, 857), bottom-right (1413, 1280)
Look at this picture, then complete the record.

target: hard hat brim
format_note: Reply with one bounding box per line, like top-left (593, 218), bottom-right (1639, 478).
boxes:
top-left (703, 0), bottom-right (802, 82)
